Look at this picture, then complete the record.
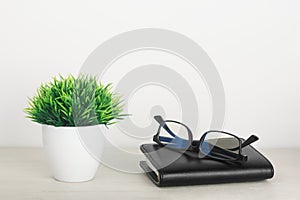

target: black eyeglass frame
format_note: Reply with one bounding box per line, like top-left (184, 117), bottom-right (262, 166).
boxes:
top-left (153, 115), bottom-right (259, 162)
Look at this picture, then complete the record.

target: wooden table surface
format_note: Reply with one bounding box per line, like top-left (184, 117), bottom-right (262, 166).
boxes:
top-left (0, 148), bottom-right (299, 200)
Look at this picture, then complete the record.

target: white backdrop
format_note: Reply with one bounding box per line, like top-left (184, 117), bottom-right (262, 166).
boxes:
top-left (0, 0), bottom-right (299, 147)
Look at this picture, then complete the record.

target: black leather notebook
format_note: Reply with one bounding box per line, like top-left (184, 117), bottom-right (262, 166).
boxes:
top-left (140, 144), bottom-right (274, 187)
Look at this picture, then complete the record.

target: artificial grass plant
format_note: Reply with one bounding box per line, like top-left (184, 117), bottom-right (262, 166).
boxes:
top-left (25, 74), bottom-right (125, 127)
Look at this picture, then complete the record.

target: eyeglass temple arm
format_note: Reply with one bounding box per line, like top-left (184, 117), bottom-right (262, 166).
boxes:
top-left (228, 135), bottom-right (259, 151)
top-left (154, 115), bottom-right (165, 126)
top-left (241, 135), bottom-right (259, 148)
top-left (154, 115), bottom-right (176, 137)
top-left (202, 143), bottom-right (247, 161)
top-left (209, 148), bottom-right (247, 161)
top-left (157, 136), bottom-right (173, 143)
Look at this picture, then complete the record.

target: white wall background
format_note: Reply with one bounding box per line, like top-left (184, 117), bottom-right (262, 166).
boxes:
top-left (0, 0), bottom-right (299, 147)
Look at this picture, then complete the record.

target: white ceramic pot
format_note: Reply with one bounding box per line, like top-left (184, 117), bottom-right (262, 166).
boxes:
top-left (42, 125), bottom-right (104, 182)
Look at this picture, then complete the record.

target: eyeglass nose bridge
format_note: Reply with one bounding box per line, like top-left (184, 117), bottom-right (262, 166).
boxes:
top-left (188, 141), bottom-right (200, 152)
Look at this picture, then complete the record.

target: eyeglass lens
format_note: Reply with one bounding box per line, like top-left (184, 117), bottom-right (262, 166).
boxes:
top-left (200, 132), bottom-right (240, 160)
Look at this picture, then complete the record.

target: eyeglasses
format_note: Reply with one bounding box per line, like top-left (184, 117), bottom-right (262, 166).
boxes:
top-left (153, 115), bottom-right (259, 162)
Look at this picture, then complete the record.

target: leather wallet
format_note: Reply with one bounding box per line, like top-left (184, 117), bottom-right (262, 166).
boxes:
top-left (140, 143), bottom-right (274, 187)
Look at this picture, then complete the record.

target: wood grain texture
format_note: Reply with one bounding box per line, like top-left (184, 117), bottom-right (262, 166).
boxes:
top-left (0, 148), bottom-right (299, 200)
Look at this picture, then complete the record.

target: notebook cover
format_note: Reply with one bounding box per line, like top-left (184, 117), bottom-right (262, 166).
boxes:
top-left (140, 144), bottom-right (274, 187)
